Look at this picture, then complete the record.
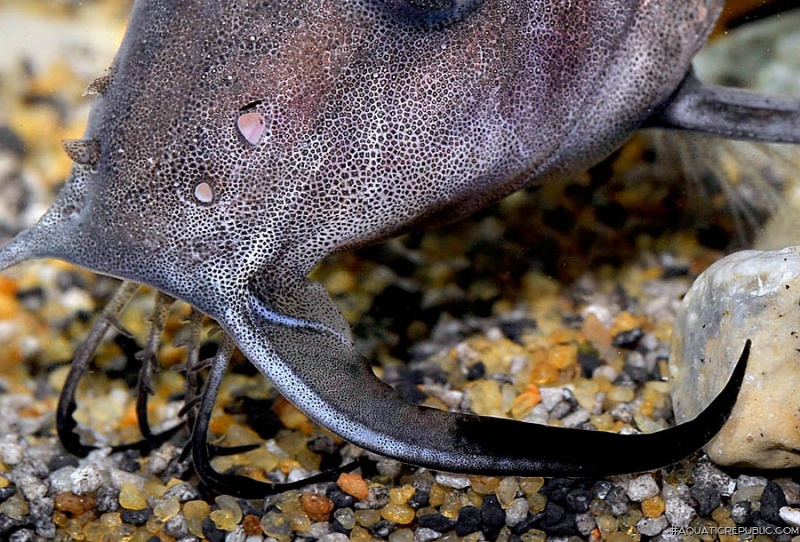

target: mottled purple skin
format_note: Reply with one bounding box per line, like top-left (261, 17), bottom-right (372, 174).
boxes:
top-left (22, 0), bottom-right (723, 290)
top-left (1, 0), bottom-right (757, 478)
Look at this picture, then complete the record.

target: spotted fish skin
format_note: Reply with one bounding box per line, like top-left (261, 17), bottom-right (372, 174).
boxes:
top-left (0, 0), bottom-right (793, 492)
top-left (11, 0), bottom-right (724, 308)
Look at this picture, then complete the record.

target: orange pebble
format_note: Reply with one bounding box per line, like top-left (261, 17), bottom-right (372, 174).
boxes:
top-left (337, 472), bottom-right (369, 500)
top-left (511, 386), bottom-right (541, 419)
top-left (547, 344), bottom-right (577, 370)
top-left (242, 514), bottom-right (263, 535)
top-left (209, 413), bottom-right (235, 434)
top-left (641, 495), bottom-right (666, 518)
top-left (528, 361), bottom-right (559, 385)
top-left (300, 493), bottom-right (335, 522)
top-left (54, 492), bottom-right (96, 515)
top-left (274, 398), bottom-right (313, 433)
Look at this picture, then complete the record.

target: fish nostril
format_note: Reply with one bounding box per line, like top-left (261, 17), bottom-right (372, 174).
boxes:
top-left (236, 111), bottom-right (267, 146)
top-left (193, 180), bottom-right (216, 205)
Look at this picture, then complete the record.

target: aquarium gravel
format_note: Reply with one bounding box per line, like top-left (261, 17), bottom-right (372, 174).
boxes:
top-left (1, 1), bottom-right (800, 541)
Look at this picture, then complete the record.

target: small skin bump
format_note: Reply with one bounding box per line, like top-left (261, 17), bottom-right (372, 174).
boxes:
top-left (237, 112), bottom-right (267, 145)
top-left (83, 74), bottom-right (112, 96)
top-left (62, 138), bottom-right (100, 167)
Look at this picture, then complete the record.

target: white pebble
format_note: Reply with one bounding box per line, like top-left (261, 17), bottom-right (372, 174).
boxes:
top-left (665, 497), bottom-right (696, 528)
top-left (539, 387), bottom-right (567, 411)
top-left (637, 516), bottom-right (668, 536)
top-left (306, 523), bottom-right (331, 538)
top-left (737, 474), bottom-right (768, 488)
top-left (574, 512), bottom-right (596, 536)
top-left (14, 471), bottom-right (47, 501)
top-left (0, 435), bottom-right (27, 466)
top-left (505, 498), bottom-right (529, 527)
top-left (779, 506), bottom-right (800, 528)
top-left (287, 468), bottom-right (312, 483)
top-left (376, 458), bottom-right (403, 478)
top-left (523, 403), bottom-right (549, 425)
top-left (415, 528), bottom-right (441, 542)
top-left (434, 472), bottom-right (471, 489)
top-left (71, 465), bottom-right (104, 495)
top-left (561, 408), bottom-right (590, 428)
top-left (592, 364), bottom-right (618, 382)
top-left (225, 527), bottom-right (247, 542)
top-left (319, 534), bottom-right (349, 542)
top-left (48, 466), bottom-right (76, 494)
top-left (627, 475), bottom-right (659, 502)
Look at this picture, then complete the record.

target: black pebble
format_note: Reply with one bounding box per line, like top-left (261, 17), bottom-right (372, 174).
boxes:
top-left (565, 488), bottom-right (592, 513)
top-left (0, 514), bottom-right (16, 537)
top-left (233, 499), bottom-right (261, 521)
top-left (511, 512), bottom-right (542, 536)
top-left (417, 512), bottom-right (455, 533)
top-left (240, 397), bottom-right (282, 440)
top-left (330, 517), bottom-right (350, 534)
top-left (543, 206), bottom-right (576, 233)
top-left (752, 515), bottom-right (789, 541)
top-left (622, 364), bottom-right (651, 383)
top-left (731, 500), bottom-right (752, 524)
top-left (536, 502), bottom-right (577, 536)
top-left (95, 487), bottom-right (120, 514)
top-left (0, 125), bottom-right (25, 157)
top-left (481, 495), bottom-right (505, 539)
top-left (697, 225), bottom-right (731, 251)
top-left (408, 487), bottom-right (430, 509)
top-left (116, 450), bottom-right (141, 474)
top-left (455, 505), bottom-right (482, 536)
top-left (578, 350), bottom-right (602, 377)
top-left (595, 201), bottom-right (627, 229)
top-left (604, 485), bottom-right (630, 515)
top-left (326, 488), bottom-right (356, 509)
top-left (499, 319), bottom-right (537, 343)
top-left (0, 484), bottom-right (16, 504)
top-left (466, 361), bottom-right (486, 381)
top-left (662, 265), bottom-right (689, 278)
top-left (201, 517), bottom-right (226, 542)
top-left (10, 528), bottom-right (36, 542)
top-left (612, 328), bottom-right (644, 348)
top-left (368, 519), bottom-right (395, 538)
top-left (690, 485), bottom-right (721, 518)
top-left (48, 453), bottom-right (79, 471)
top-left (121, 508), bottom-right (152, 527)
top-left (308, 435), bottom-right (337, 455)
top-left (15, 287), bottom-right (45, 311)
top-left (760, 482), bottom-right (788, 524)
top-left (541, 478), bottom-right (575, 504)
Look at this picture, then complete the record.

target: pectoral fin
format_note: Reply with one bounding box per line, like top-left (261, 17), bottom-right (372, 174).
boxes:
top-left (219, 277), bottom-right (749, 481)
top-left (645, 70), bottom-right (800, 143)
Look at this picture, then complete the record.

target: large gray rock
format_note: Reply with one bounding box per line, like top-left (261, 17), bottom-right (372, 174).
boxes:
top-left (670, 247), bottom-right (800, 469)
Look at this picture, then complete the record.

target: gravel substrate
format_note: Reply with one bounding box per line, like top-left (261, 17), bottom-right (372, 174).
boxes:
top-left (1, 2), bottom-right (800, 542)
